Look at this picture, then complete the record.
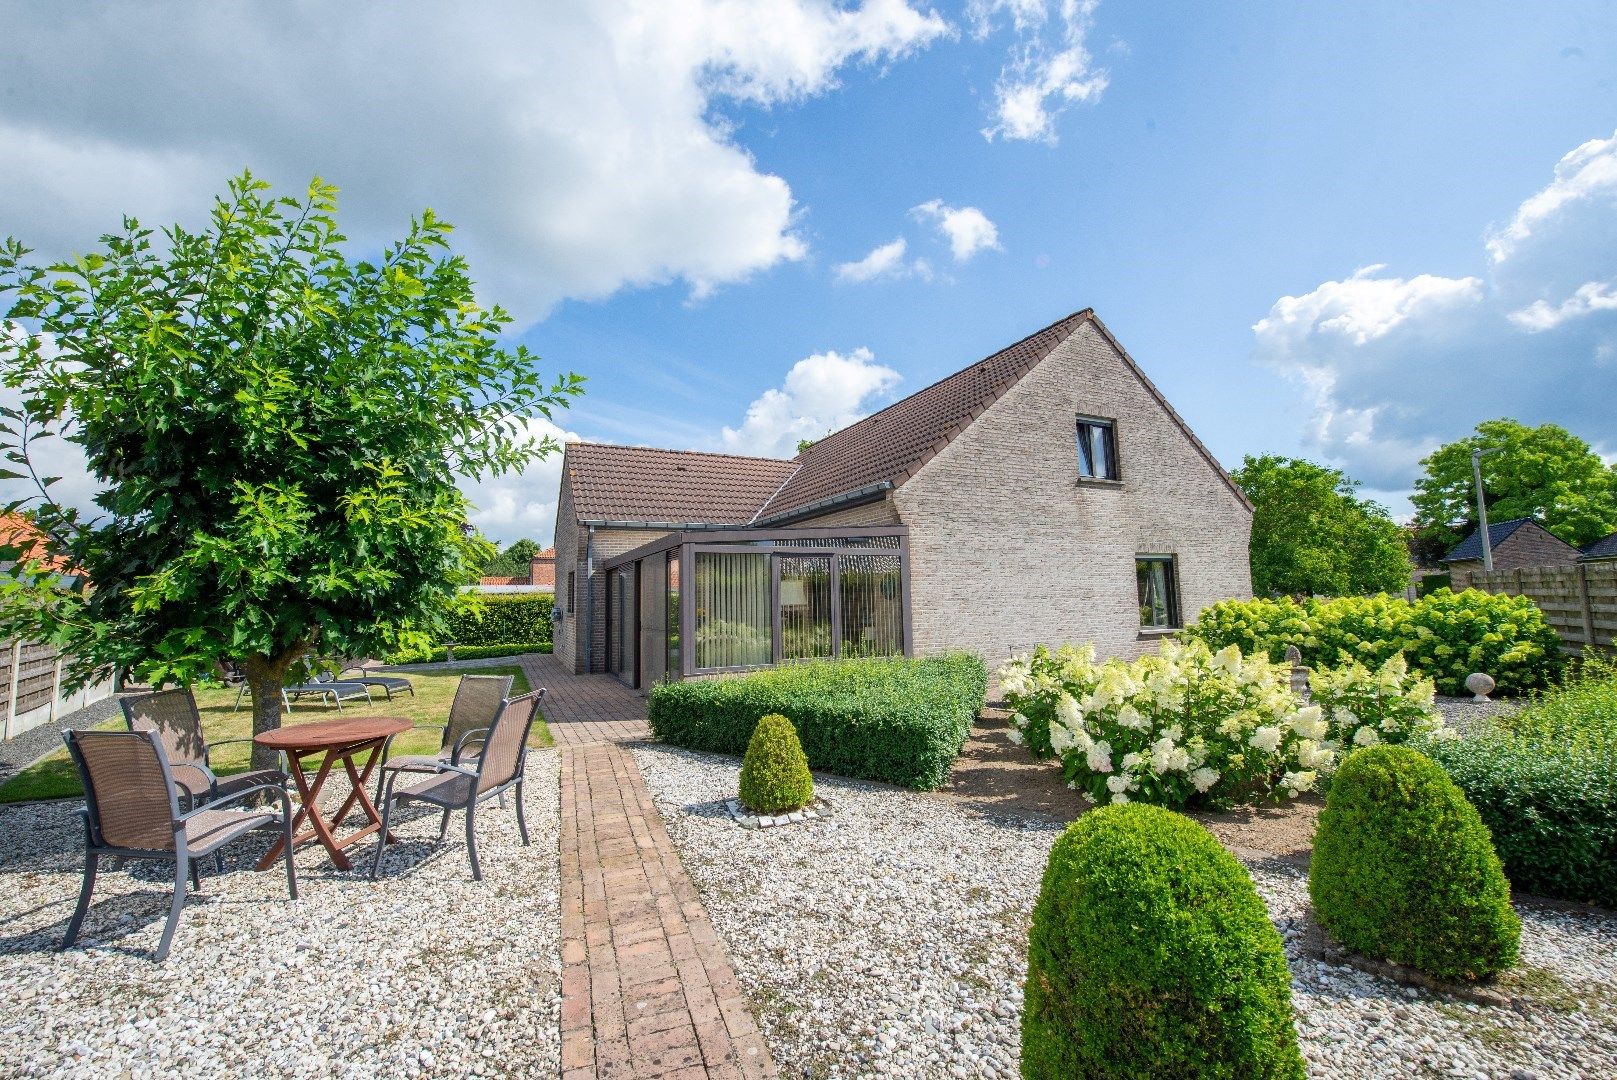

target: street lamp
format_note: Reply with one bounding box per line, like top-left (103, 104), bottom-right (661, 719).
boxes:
top-left (1472, 447), bottom-right (1502, 572)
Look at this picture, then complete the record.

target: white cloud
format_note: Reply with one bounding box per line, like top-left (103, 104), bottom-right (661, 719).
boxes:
top-left (833, 237), bottom-right (931, 283)
top-left (970, 0), bottom-right (1109, 143)
top-left (0, 0), bottom-right (949, 324)
top-left (1254, 128), bottom-right (1617, 490)
top-left (910, 199), bottom-right (1001, 261)
top-left (721, 347), bottom-right (901, 457)
top-left (458, 417), bottom-right (580, 548)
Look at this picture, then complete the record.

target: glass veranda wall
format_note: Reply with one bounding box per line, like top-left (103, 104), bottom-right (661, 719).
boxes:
top-left (603, 527), bottom-right (912, 686)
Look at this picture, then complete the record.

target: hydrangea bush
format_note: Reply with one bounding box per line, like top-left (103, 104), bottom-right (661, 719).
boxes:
top-left (1308, 654), bottom-right (1444, 750)
top-left (1000, 640), bottom-right (1334, 809)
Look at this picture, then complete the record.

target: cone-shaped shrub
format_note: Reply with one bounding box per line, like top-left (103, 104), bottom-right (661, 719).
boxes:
top-left (1022, 804), bottom-right (1305, 1080)
top-left (738, 713), bottom-right (814, 814)
top-left (1310, 744), bottom-right (1520, 982)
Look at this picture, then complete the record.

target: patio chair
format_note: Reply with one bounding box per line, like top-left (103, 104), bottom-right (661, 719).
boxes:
top-left (121, 688), bottom-right (288, 811)
top-left (61, 728), bottom-right (298, 961)
top-left (336, 658), bottom-right (416, 701)
top-left (370, 689), bottom-right (545, 882)
top-left (373, 673), bottom-right (515, 804)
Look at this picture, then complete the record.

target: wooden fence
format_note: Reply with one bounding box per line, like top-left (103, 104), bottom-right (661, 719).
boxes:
top-left (1467, 561), bottom-right (1617, 658)
top-left (0, 639), bottom-right (116, 741)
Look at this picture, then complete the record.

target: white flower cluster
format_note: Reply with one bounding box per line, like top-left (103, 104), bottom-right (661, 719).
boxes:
top-left (1308, 653), bottom-right (1445, 752)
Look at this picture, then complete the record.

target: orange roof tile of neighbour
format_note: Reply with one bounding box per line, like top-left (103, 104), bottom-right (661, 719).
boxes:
top-left (754, 310), bottom-right (1095, 522)
top-left (479, 575), bottom-right (527, 586)
top-left (0, 512), bottom-right (70, 573)
top-left (564, 443), bottom-right (797, 525)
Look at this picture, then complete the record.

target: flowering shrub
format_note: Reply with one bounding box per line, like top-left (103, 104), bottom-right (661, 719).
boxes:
top-left (999, 640), bottom-right (1332, 809)
top-left (1308, 654), bottom-right (1443, 750)
top-left (1183, 590), bottom-right (1561, 695)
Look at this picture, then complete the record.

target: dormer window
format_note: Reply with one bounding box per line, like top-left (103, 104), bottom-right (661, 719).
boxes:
top-left (1076, 416), bottom-right (1119, 480)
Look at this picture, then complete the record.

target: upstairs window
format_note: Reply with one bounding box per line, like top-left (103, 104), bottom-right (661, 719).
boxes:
top-left (1076, 416), bottom-right (1119, 480)
top-left (1136, 556), bottom-right (1180, 630)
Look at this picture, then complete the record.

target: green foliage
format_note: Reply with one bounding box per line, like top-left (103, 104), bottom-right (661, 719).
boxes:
top-left (1422, 659), bottom-right (1617, 907)
top-left (738, 713), bottom-right (815, 813)
top-left (483, 538), bottom-right (542, 576)
top-left (1183, 590), bottom-right (1561, 695)
top-left (648, 654), bottom-right (987, 790)
top-left (1310, 745), bottom-right (1521, 982)
top-left (0, 173), bottom-right (583, 740)
top-left (1022, 804), bottom-right (1305, 1080)
top-left (1233, 454), bottom-right (1411, 597)
top-left (445, 593), bottom-right (554, 648)
top-left (1417, 573), bottom-right (1451, 597)
top-left (388, 642), bottom-right (551, 664)
top-left (1412, 418), bottom-right (1617, 553)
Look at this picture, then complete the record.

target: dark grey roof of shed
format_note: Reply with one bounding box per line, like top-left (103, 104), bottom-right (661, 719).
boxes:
top-left (1441, 517), bottom-right (1538, 563)
top-left (1582, 531), bottom-right (1617, 560)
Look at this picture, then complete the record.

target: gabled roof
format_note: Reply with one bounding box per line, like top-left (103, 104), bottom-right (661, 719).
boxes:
top-left (1581, 531), bottom-right (1617, 561)
top-left (563, 443), bottom-right (796, 525)
top-left (1441, 517), bottom-right (1540, 562)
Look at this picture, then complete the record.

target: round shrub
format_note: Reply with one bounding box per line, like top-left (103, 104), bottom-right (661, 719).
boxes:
top-left (1310, 744), bottom-right (1520, 981)
top-left (738, 713), bottom-right (814, 813)
top-left (1022, 804), bottom-right (1305, 1080)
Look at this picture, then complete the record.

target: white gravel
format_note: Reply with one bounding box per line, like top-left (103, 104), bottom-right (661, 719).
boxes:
top-left (0, 749), bottom-right (562, 1080)
top-left (633, 744), bottom-right (1617, 1080)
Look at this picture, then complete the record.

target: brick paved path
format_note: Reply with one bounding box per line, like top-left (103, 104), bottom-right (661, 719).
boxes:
top-left (559, 742), bottom-right (776, 1080)
top-left (522, 653), bottom-right (652, 747)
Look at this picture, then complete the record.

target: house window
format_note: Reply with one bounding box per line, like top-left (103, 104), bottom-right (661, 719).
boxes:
top-left (1076, 416), bottom-right (1119, 480)
top-left (1136, 556), bottom-right (1179, 629)
top-left (566, 571), bottom-right (576, 613)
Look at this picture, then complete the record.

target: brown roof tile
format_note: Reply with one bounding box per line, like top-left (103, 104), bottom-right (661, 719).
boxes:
top-left (756, 310), bottom-right (1094, 521)
top-left (564, 443), bottom-right (796, 525)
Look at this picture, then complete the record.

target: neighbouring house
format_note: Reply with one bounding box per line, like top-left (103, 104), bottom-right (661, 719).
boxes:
top-left (552, 310), bottom-right (1254, 686)
top-left (1441, 517), bottom-right (1582, 589)
top-left (1582, 531), bottom-right (1617, 563)
top-left (475, 547), bottom-right (556, 593)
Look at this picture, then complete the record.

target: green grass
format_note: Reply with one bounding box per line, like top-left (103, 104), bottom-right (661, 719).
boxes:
top-left (0, 664), bottom-right (548, 804)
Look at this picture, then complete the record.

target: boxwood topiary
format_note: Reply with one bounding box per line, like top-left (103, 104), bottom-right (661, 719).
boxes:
top-left (1310, 744), bottom-right (1520, 981)
top-left (738, 713), bottom-right (814, 814)
top-left (1022, 804), bottom-right (1305, 1080)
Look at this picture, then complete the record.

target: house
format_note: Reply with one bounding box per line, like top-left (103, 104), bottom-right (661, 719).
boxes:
top-left (1441, 517), bottom-right (1581, 589)
top-left (551, 310), bottom-right (1254, 686)
top-left (1581, 531), bottom-right (1617, 563)
top-left (475, 547), bottom-right (557, 593)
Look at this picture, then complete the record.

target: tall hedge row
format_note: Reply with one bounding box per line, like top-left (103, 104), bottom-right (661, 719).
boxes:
top-left (1182, 589), bottom-right (1561, 695)
top-left (444, 593), bottom-right (554, 649)
top-left (647, 654), bottom-right (988, 790)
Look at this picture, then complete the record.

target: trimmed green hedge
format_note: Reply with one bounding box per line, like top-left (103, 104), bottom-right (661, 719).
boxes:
top-left (446, 593), bottom-right (554, 648)
top-left (1022, 804), bottom-right (1305, 1079)
top-left (739, 713), bottom-right (814, 813)
top-left (1422, 659), bottom-right (1617, 908)
top-left (389, 642), bottom-right (551, 664)
top-left (648, 654), bottom-right (988, 790)
top-left (1311, 745), bottom-right (1520, 981)
top-left (1183, 590), bottom-right (1561, 695)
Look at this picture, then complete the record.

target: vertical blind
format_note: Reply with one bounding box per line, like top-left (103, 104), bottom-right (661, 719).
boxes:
top-left (778, 556), bottom-right (832, 660)
top-left (839, 553), bottom-right (904, 658)
top-left (694, 552), bottom-right (771, 669)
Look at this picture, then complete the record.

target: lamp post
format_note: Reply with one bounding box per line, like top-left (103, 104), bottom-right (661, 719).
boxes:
top-left (1472, 447), bottom-right (1502, 572)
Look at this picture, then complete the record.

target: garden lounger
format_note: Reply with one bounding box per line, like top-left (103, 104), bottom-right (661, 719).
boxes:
top-left (279, 670), bottom-right (373, 713)
top-left (374, 674), bottom-right (515, 804)
top-left (337, 659), bottom-right (416, 701)
top-left (371, 690), bottom-right (545, 881)
top-left (121, 688), bottom-right (288, 811)
top-left (61, 728), bottom-right (298, 961)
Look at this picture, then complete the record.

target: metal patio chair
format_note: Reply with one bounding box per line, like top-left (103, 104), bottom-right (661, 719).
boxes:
top-left (121, 687), bottom-right (287, 811)
top-left (336, 658), bottom-right (416, 701)
top-left (61, 728), bottom-right (298, 961)
top-left (373, 673), bottom-right (516, 804)
top-left (370, 690), bottom-right (545, 882)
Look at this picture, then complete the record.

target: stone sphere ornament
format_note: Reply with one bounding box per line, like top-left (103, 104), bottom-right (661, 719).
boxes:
top-left (1465, 672), bottom-right (1496, 702)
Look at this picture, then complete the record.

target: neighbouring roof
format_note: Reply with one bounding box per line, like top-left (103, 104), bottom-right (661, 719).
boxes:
top-left (479, 575), bottom-right (526, 586)
top-left (1441, 517), bottom-right (1540, 563)
top-left (564, 443), bottom-right (797, 525)
top-left (1582, 531), bottom-right (1617, 561)
top-left (0, 512), bottom-right (69, 573)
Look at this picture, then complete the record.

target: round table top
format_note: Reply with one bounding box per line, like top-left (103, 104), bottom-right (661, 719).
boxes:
top-left (252, 715), bottom-right (411, 751)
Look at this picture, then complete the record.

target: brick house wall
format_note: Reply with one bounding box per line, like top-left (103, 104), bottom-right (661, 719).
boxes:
top-left (552, 502), bottom-right (669, 673)
top-left (1448, 523), bottom-right (1581, 591)
top-left (890, 320), bottom-right (1252, 669)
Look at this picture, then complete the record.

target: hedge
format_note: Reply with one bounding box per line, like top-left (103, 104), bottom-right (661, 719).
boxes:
top-left (1022, 804), bottom-right (1305, 1079)
top-left (445, 593), bottom-right (554, 648)
top-left (1422, 658), bottom-right (1617, 908)
top-left (647, 654), bottom-right (988, 790)
top-left (739, 713), bottom-right (815, 813)
top-left (1182, 589), bottom-right (1561, 695)
top-left (388, 642), bottom-right (551, 664)
top-left (1311, 745), bottom-right (1520, 982)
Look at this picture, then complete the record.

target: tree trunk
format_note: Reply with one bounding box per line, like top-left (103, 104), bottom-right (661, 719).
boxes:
top-left (241, 645), bottom-right (310, 772)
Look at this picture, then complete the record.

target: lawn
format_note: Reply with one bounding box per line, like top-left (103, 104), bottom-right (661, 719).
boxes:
top-left (0, 665), bottom-right (548, 804)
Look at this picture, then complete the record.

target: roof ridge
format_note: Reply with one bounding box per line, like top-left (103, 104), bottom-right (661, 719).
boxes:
top-left (572, 441), bottom-right (795, 465)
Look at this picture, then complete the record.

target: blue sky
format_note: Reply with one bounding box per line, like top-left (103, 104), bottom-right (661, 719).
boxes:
top-left (3, 1), bottom-right (1616, 544)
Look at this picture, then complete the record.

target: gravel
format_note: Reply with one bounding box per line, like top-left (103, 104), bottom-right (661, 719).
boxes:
top-left (0, 748), bottom-right (562, 1079)
top-left (1434, 695), bottom-right (1522, 736)
top-left (634, 744), bottom-right (1617, 1080)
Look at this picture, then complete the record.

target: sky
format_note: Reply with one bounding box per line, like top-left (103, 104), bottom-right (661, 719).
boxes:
top-left (2, 1), bottom-right (1616, 546)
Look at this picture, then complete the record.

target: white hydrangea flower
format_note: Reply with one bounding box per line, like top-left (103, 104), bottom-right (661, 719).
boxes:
top-left (1056, 692), bottom-right (1083, 728)
top-left (1121, 751), bottom-right (1144, 771)
top-left (1352, 726), bottom-right (1381, 747)
top-left (1189, 766), bottom-right (1220, 793)
top-left (1086, 740), bottom-right (1113, 774)
top-left (1006, 728), bottom-right (1024, 746)
top-left (1106, 775), bottom-right (1130, 794)
top-left (1048, 723), bottom-right (1074, 754)
top-left (1248, 726), bottom-right (1282, 754)
top-left (1289, 705), bottom-right (1328, 742)
top-left (1115, 704), bottom-right (1148, 730)
top-left (1010, 711), bottom-right (1029, 729)
top-left (1281, 770), bottom-right (1318, 795)
top-left (1110, 791), bottom-right (1130, 805)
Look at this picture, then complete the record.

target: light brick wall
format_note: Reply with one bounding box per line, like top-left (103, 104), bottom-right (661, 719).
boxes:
top-left (550, 479), bottom-right (669, 674)
top-left (894, 320), bottom-right (1252, 670)
top-left (783, 497), bottom-right (901, 528)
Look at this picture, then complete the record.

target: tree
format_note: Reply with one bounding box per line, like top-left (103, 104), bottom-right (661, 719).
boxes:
top-left (1233, 455), bottom-right (1410, 598)
top-left (0, 173), bottom-right (583, 769)
top-left (484, 538), bottom-right (542, 576)
top-left (1411, 419), bottom-right (1617, 555)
